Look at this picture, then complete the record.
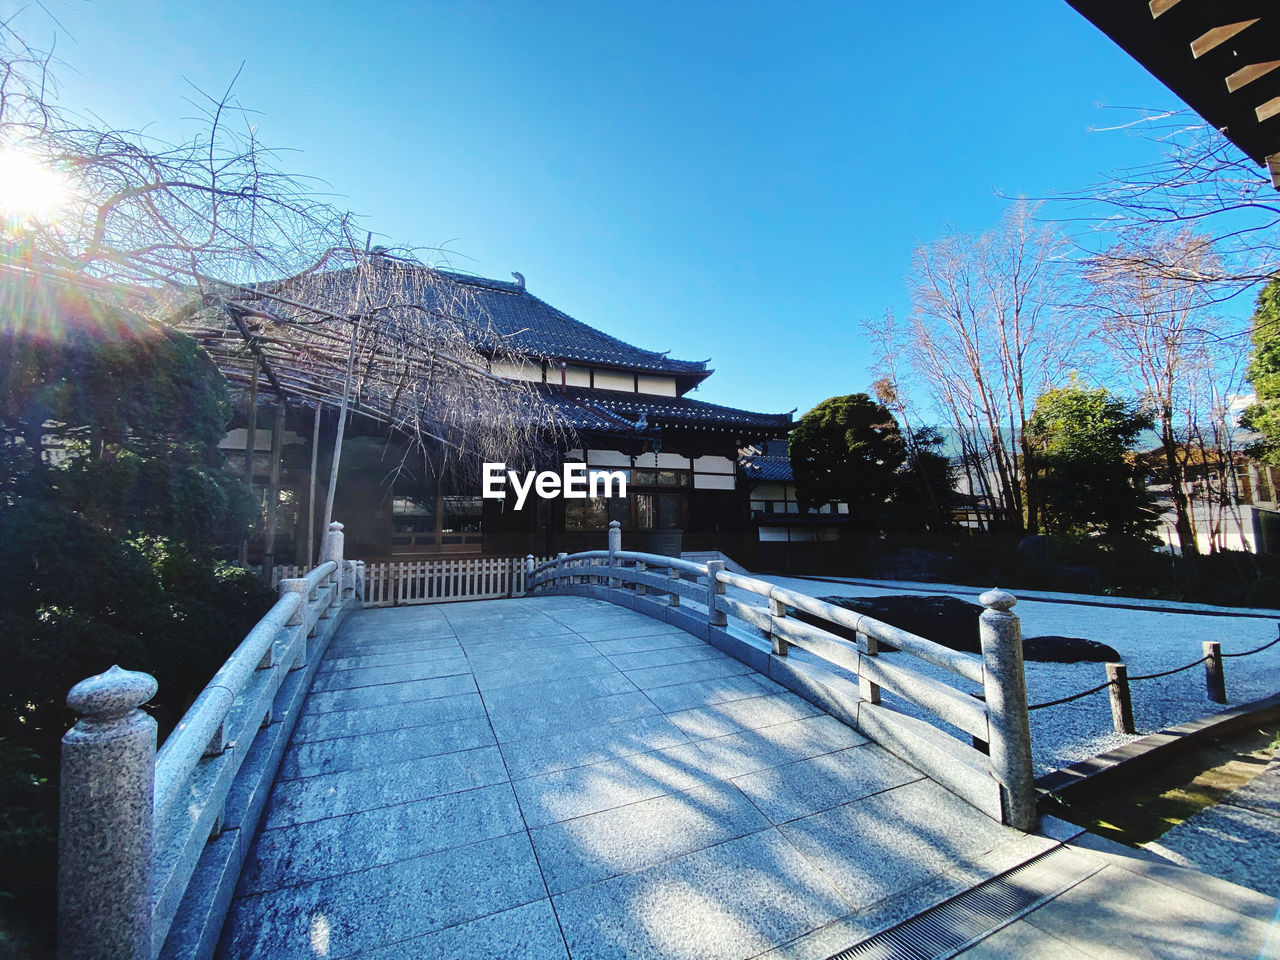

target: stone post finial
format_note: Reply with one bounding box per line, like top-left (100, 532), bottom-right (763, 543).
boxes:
top-left (607, 521), bottom-right (622, 589)
top-left (979, 588), bottom-right (1016, 612)
top-left (59, 666), bottom-right (158, 960)
top-left (66, 664), bottom-right (157, 720)
top-left (978, 587), bottom-right (1035, 831)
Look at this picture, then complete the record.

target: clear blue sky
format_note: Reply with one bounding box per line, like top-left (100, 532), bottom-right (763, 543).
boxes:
top-left (33, 0), bottom-right (1187, 418)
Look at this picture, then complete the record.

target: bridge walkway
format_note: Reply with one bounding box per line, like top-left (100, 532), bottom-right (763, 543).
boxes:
top-left (212, 595), bottom-right (1274, 960)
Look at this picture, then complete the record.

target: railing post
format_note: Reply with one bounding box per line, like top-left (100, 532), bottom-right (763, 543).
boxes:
top-left (556, 552), bottom-right (567, 587)
top-left (858, 631), bottom-right (881, 704)
top-left (978, 589), bottom-right (1036, 831)
top-left (1203, 641), bottom-right (1226, 704)
top-left (636, 560), bottom-right (647, 596)
top-left (706, 560), bottom-right (727, 626)
top-left (668, 567), bottom-right (681, 607)
top-left (608, 521), bottom-right (621, 589)
top-left (280, 577), bottom-right (311, 666)
top-left (322, 521), bottom-right (345, 598)
top-left (1106, 662), bottom-right (1136, 734)
top-left (59, 665), bottom-right (158, 960)
top-left (524, 554), bottom-right (534, 595)
top-left (768, 593), bottom-right (788, 656)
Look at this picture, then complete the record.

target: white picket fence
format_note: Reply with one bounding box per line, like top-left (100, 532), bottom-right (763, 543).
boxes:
top-left (269, 556), bottom-right (552, 606)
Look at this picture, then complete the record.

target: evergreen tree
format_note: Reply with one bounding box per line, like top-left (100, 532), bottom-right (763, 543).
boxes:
top-left (1241, 278), bottom-right (1280, 461)
top-left (789, 394), bottom-right (906, 530)
top-left (1027, 382), bottom-right (1158, 544)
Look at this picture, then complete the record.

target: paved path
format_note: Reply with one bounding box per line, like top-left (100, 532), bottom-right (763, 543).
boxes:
top-left (216, 596), bottom-right (1038, 959)
top-left (215, 595), bottom-right (1279, 959)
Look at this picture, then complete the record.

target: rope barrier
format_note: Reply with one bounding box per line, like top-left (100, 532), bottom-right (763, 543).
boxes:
top-left (1127, 656), bottom-right (1210, 682)
top-left (1220, 633), bottom-right (1280, 658)
top-left (1028, 623), bottom-right (1279, 712)
top-left (1028, 680), bottom-right (1116, 711)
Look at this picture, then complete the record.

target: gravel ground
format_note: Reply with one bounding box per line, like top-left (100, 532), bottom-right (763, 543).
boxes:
top-left (733, 575), bottom-right (1280, 775)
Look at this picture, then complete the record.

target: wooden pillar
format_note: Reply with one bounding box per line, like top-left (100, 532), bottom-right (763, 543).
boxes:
top-left (239, 356), bottom-right (260, 569)
top-left (262, 401), bottom-right (286, 584)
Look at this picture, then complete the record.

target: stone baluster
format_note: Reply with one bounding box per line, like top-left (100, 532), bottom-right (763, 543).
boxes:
top-left (978, 589), bottom-right (1036, 831)
top-left (706, 560), bottom-right (727, 626)
top-left (59, 665), bottom-right (159, 960)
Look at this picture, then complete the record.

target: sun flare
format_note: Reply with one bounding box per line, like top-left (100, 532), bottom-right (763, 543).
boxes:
top-left (0, 147), bottom-right (70, 225)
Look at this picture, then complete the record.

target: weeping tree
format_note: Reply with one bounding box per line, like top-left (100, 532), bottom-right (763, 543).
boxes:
top-left (0, 14), bottom-right (567, 561)
top-left (0, 13), bottom-right (566, 949)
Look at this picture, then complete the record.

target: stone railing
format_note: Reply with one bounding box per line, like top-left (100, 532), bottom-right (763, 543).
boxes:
top-left (526, 521), bottom-right (1035, 831)
top-left (58, 522), bottom-right (364, 960)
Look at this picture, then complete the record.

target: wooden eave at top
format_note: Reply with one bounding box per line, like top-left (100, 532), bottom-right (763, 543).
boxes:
top-left (1067, 0), bottom-right (1280, 187)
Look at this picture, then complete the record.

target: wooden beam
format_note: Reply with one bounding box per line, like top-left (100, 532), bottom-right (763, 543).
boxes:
top-left (1226, 60), bottom-right (1280, 94)
top-left (1257, 96), bottom-right (1280, 123)
top-left (1269, 154), bottom-right (1280, 190)
top-left (1149, 0), bottom-right (1180, 19)
top-left (1191, 19), bottom-right (1258, 59)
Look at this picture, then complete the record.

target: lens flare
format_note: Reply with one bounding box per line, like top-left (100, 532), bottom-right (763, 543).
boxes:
top-left (0, 147), bottom-right (70, 225)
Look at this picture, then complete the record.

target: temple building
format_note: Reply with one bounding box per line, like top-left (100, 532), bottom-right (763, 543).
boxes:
top-left (209, 266), bottom-right (794, 566)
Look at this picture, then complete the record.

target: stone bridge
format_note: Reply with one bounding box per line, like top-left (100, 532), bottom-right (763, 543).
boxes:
top-left (56, 524), bottom-right (1278, 960)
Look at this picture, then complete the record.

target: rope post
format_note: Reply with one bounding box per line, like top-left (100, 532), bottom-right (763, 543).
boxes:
top-left (524, 554), bottom-right (534, 595)
top-left (1106, 663), bottom-right (1136, 734)
top-left (978, 589), bottom-right (1036, 831)
top-left (59, 666), bottom-right (158, 960)
top-left (706, 560), bottom-right (728, 626)
top-left (1203, 641), bottom-right (1226, 704)
top-left (769, 594), bottom-right (788, 656)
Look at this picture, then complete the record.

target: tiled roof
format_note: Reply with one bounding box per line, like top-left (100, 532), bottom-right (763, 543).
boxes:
top-left (537, 386), bottom-right (792, 436)
top-left (740, 454), bottom-right (794, 482)
top-left (426, 269), bottom-right (712, 380)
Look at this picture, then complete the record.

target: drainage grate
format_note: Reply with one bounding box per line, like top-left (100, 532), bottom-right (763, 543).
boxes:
top-left (827, 846), bottom-right (1101, 960)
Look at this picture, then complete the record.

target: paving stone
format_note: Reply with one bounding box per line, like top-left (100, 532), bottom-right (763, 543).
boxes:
top-left (318, 643), bottom-right (464, 673)
top-left (776, 779), bottom-right (1020, 911)
top-left (300, 673), bottom-right (477, 716)
top-left (552, 829), bottom-right (851, 960)
top-left (574, 622), bottom-right (697, 642)
top-left (499, 713), bottom-right (690, 781)
top-left (605, 643), bottom-right (730, 672)
top-left (1021, 864), bottom-right (1277, 960)
top-left (530, 781), bottom-right (770, 894)
top-left (471, 656), bottom-right (623, 693)
top-left (217, 832), bottom-right (546, 960)
top-left (624, 656), bottom-right (756, 691)
top-left (309, 657), bottom-right (471, 692)
top-left (732, 743), bottom-right (922, 824)
top-left (1224, 759), bottom-right (1280, 818)
top-left (291, 692), bottom-right (487, 743)
top-left (665, 692), bottom-right (824, 740)
top-left (643, 673), bottom-right (785, 712)
top-left (278, 715), bottom-right (495, 780)
top-left (262, 745), bottom-right (509, 829)
top-left (687, 715), bottom-right (867, 781)
top-left (1146, 801), bottom-right (1280, 896)
top-left (487, 689), bottom-right (661, 744)
top-left (240, 782), bottom-right (524, 894)
top-left (512, 741), bottom-right (716, 827)
top-left (588, 632), bottom-right (706, 657)
top-left (343, 898), bottom-right (568, 960)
